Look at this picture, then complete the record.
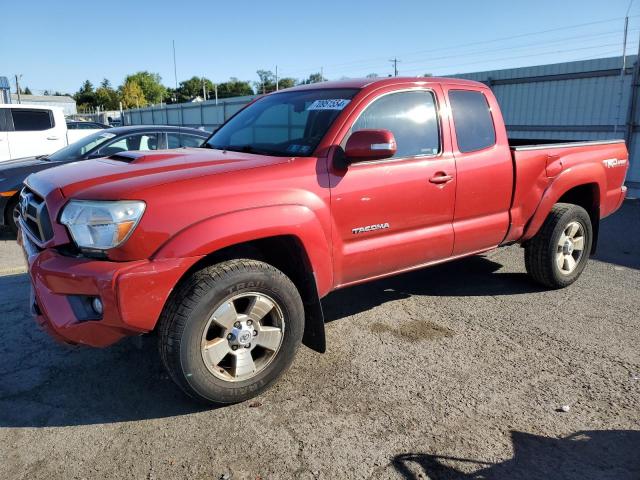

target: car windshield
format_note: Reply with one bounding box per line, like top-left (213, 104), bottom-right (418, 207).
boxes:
top-left (47, 131), bottom-right (118, 161)
top-left (205, 88), bottom-right (359, 156)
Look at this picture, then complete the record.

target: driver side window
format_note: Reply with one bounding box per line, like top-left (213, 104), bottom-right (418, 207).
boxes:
top-left (349, 90), bottom-right (440, 158)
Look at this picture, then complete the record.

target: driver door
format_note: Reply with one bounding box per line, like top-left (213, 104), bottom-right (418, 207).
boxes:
top-left (328, 86), bottom-right (456, 287)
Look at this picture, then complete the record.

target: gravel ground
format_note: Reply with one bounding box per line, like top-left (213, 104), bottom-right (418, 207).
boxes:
top-left (0, 201), bottom-right (638, 480)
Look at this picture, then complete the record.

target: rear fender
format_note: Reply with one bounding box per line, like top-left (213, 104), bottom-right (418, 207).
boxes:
top-left (522, 163), bottom-right (605, 241)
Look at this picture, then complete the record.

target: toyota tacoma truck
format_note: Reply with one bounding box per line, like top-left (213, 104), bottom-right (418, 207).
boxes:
top-left (17, 77), bottom-right (629, 405)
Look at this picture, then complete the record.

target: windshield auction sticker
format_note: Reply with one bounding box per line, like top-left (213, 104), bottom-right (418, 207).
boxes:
top-left (307, 99), bottom-right (351, 110)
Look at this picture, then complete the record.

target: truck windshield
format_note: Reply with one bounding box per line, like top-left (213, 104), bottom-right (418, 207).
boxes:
top-left (205, 88), bottom-right (359, 157)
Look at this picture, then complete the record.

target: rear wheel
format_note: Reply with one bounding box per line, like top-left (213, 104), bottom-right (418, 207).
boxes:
top-left (158, 259), bottom-right (304, 405)
top-left (524, 203), bottom-right (593, 288)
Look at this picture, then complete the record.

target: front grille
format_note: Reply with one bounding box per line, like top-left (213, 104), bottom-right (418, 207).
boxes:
top-left (19, 187), bottom-right (53, 243)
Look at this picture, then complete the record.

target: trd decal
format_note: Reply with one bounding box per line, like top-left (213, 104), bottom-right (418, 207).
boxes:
top-left (352, 223), bottom-right (390, 234)
top-left (602, 158), bottom-right (627, 168)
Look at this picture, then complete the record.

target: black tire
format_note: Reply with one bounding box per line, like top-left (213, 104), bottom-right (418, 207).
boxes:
top-left (524, 203), bottom-right (593, 289)
top-left (158, 259), bottom-right (304, 405)
top-left (6, 196), bottom-right (19, 235)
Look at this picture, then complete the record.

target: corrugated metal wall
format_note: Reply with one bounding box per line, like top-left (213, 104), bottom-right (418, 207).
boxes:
top-left (123, 56), bottom-right (640, 196)
top-left (123, 95), bottom-right (256, 132)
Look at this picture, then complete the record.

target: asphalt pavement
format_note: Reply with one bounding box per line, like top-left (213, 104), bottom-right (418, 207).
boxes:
top-left (0, 201), bottom-right (638, 479)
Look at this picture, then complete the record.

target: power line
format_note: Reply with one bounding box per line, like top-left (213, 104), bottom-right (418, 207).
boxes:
top-left (399, 42), bottom-right (628, 75)
top-left (278, 15), bottom-right (640, 77)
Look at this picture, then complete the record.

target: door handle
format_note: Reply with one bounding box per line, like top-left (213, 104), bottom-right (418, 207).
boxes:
top-left (429, 172), bottom-right (453, 184)
top-left (47, 136), bottom-right (59, 140)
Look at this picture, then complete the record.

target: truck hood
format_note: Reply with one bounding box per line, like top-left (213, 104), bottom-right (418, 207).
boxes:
top-left (26, 148), bottom-right (292, 199)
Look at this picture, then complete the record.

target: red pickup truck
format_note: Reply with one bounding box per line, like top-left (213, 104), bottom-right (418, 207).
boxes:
top-left (18, 77), bottom-right (628, 404)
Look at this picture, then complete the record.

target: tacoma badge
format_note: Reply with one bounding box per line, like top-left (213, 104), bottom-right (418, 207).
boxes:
top-left (352, 223), bottom-right (390, 234)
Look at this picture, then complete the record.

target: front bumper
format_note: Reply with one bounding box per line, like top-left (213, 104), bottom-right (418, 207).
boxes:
top-left (18, 228), bottom-right (201, 347)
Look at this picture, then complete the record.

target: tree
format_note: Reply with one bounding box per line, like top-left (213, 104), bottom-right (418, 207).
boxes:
top-left (255, 69), bottom-right (276, 94)
top-left (95, 78), bottom-right (120, 110)
top-left (215, 78), bottom-right (253, 98)
top-left (74, 80), bottom-right (97, 111)
top-left (366, 73), bottom-right (379, 79)
top-left (175, 76), bottom-right (215, 102)
top-left (22, 87), bottom-right (33, 95)
top-left (301, 72), bottom-right (326, 84)
top-left (120, 80), bottom-right (147, 109)
top-left (123, 71), bottom-right (166, 105)
top-left (278, 77), bottom-right (296, 89)
top-left (254, 70), bottom-right (296, 94)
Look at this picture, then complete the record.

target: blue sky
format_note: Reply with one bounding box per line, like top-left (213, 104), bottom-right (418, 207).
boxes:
top-left (1, 0), bottom-right (639, 95)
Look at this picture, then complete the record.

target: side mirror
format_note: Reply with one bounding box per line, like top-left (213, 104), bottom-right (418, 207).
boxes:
top-left (344, 129), bottom-right (397, 163)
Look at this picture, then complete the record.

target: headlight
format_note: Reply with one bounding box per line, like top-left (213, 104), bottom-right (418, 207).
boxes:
top-left (60, 200), bottom-right (146, 250)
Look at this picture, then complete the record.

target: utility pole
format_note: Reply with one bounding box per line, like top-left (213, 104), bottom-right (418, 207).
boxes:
top-left (15, 74), bottom-right (22, 103)
top-left (320, 66), bottom-right (324, 81)
top-left (202, 76), bottom-right (207, 101)
top-left (275, 65), bottom-right (279, 91)
top-left (615, 1), bottom-right (634, 133)
top-left (389, 58), bottom-right (400, 77)
top-left (172, 40), bottom-right (178, 90)
top-left (214, 84), bottom-right (218, 105)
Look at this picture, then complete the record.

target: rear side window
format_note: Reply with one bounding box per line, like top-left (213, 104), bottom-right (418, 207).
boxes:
top-left (11, 109), bottom-right (54, 131)
top-left (350, 90), bottom-right (440, 158)
top-left (449, 90), bottom-right (495, 153)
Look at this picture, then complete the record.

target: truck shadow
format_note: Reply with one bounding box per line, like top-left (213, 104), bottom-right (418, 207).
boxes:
top-left (0, 274), bottom-right (209, 428)
top-left (392, 429), bottom-right (640, 479)
top-left (322, 254), bottom-right (544, 322)
top-left (0, 253), bottom-right (539, 428)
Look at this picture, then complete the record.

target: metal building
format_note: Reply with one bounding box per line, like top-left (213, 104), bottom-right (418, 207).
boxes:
top-left (9, 94), bottom-right (77, 115)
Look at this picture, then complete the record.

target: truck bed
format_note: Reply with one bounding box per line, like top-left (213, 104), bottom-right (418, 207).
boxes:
top-left (504, 138), bottom-right (628, 244)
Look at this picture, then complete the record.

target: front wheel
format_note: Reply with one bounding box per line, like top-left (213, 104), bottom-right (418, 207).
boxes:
top-left (158, 259), bottom-right (304, 405)
top-left (524, 203), bottom-right (593, 289)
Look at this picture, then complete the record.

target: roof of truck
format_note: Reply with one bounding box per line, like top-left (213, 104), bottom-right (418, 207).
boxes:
top-left (284, 76), bottom-right (486, 92)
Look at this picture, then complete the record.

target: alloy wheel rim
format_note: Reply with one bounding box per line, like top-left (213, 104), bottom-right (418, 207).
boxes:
top-left (556, 221), bottom-right (585, 275)
top-left (200, 292), bottom-right (285, 382)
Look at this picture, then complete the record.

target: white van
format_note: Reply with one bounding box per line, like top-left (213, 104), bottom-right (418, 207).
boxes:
top-left (0, 105), bottom-right (103, 162)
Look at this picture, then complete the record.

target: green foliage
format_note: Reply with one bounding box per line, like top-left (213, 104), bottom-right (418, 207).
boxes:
top-left (22, 87), bottom-right (33, 95)
top-left (255, 69), bottom-right (275, 94)
top-left (278, 78), bottom-right (296, 89)
top-left (95, 78), bottom-right (120, 110)
top-left (74, 80), bottom-right (97, 112)
top-left (175, 76), bottom-right (215, 102)
top-left (254, 70), bottom-right (297, 93)
top-left (301, 72), bottom-right (326, 84)
top-left (123, 71), bottom-right (166, 105)
top-left (120, 80), bottom-right (147, 109)
top-left (215, 78), bottom-right (253, 99)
